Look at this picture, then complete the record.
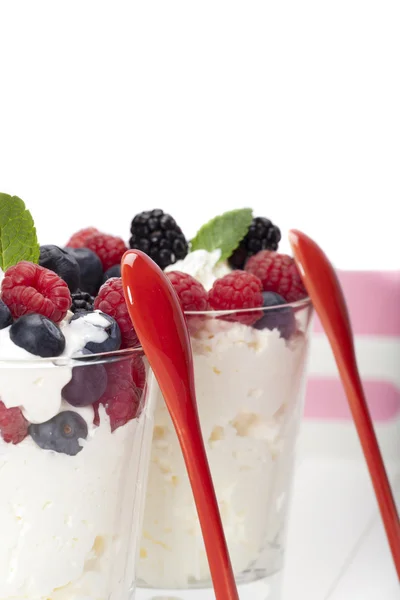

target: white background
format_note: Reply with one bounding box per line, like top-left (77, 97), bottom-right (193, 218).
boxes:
top-left (0, 1), bottom-right (399, 269)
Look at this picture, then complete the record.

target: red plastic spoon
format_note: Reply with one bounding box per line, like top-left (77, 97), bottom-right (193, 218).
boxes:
top-left (121, 249), bottom-right (239, 600)
top-left (289, 229), bottom-right (400, 579)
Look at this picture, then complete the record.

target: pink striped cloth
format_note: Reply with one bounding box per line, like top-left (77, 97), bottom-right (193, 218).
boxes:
top-left (304, 271), bottom-right (400, 422)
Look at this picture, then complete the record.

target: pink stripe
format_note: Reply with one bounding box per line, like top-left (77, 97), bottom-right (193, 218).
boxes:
top-left (312, 271), bottom-right (400, 337)
top-left (305, 378), bottom-right (400, 422)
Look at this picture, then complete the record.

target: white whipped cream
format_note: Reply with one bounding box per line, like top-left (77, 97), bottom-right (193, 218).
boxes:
top-left (138, 318), bottom-right (310, 588)
top-left (0, 311), bottom-right (109, 423)
top-left (0, 406), bottom-right (148, 599)
top-left (0, 311), bottom-right (154, 600)
top-left (165, 249), bottom-right (231, 290)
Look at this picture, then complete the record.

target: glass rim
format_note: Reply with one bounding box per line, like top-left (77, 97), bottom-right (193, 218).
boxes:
top-left (0, 346), bottom-right (142, 366)
top-left (184, 295), bottom-right (312, 316)
top-left (0, 296), bottom-right (311, 365)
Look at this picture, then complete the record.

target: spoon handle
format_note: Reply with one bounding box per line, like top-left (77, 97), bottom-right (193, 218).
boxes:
top-left (290, 230), bottom-right (400, 579)
top-left (122, 250), bottom-right (239, 599)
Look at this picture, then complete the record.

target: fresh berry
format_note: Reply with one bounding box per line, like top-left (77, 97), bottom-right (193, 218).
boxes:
top-left (208, 271), bottom-right (263, 325)
top-left (84, 233), bottom-right (127, 272)
top-left (102, 264), bottom-right (121, 283)
top-left (0, 299), bottom-right (13, 329)
top-left (0, 400), bottom-right (29, 444)
top-left (167, 271), bottom-right (208, 311)
top-left (2, 261), bottom-right (71, 323)
top-left (66, 227), bottom-right (100, 248)
top-left (129, 209), bottom-right (188, 269)
top-left (245, 251), bottom-right (307, 303)
top-left (39, 245), bottom-right (80, 292)
top-left (208, 271), bottom-right (263, 310)
top-left (10, 313), bottom-right (66, 357)
top-left (62, 364), bottom-right (107, 407)
top-left (99, 356), bottom-right (144, 431)
top-left (29, 411), bottom-right (88, 456)
top-left (70, 310), bottom-right (121, 353)
top-left (228, 217), bottom-right (281, 269)
top-left (253, 291), bottom-right (296, 340)
top-left (64, 247), bottom-right (103, 296)
top-left (94, 278), bottom-right (138, 348)
top-left (71, 290), bottom-right (95, 314)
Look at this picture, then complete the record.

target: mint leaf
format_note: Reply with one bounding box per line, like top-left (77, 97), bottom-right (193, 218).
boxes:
top-left (0, 193), bottom-right (40, 271)
top-left (190, 208), bottom-right (253, 261)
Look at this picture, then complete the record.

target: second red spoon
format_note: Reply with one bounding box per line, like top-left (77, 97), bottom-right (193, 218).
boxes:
top-left (121, 249), bottom-right (239, 600)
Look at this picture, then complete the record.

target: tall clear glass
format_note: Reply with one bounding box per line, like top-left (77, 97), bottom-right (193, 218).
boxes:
top-left (0, 349), bottom-right (155, 600)
top-left (137, 299), bottom-right (313, 600)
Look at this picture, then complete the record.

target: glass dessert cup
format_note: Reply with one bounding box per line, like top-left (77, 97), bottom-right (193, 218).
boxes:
top-left (137, 298), bottom-right (313, 600)
top-left (0, 348), bottom-right (156, 600)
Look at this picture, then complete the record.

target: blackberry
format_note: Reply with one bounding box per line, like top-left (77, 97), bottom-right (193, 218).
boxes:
top-left (129, 209), bottom-right (188, 269)
top-left (71, 290), bottom-right (94, 314)
top-left (228, 217), bottom-right (281, 269)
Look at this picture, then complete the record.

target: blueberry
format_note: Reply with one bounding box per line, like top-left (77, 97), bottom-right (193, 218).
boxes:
top-left (253, 292), bottom-right (296, 340)
top-left (10, 314), bottom-right (66, 357)
top-left (29, 411), bottom-right (88, 456)
top-left (64, 247), bottom-right (103, 296)
top-left (0, 300), bottom-right (13, 329)
top-left (62, 363), bottom-right (107, 407)
top-left (71, 311), bottom-right (121, 354)
top-left (39, 245), bottom-right (80, 292)
top-left (102, 264), bottom-right (121, 284)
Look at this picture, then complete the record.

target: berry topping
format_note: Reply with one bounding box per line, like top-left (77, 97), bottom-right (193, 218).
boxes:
top-left (99, 356), bottom-right (144, 431)
top-left (166, 271), bottom-right (208, 311)
top-left (84, 233), bottom-right (127, 272)
top-left (245, 251), bottom-right (307, 303)
top-left (66, 227), bottom-right (99, 249)
top-left (70, 310), bottom-right (121, 354)
top-left (0, 299), bottom-right (13, 330)
top-left (71, 290), bottom-right (94, 314)
top-left (1, 261), bottom-right (71, 323)
top-left (10, 313), bottom-right (66, 357)
top-left (129, 209), bottom-right (188, 269)
top-left (39, 245), bottom-right (80, 292)
top-left (62, 364), bottom-right (108, 407)
top-left (208, 271), bottom-right (263, 310)
top-left (29, 411), bottom-right (88, 456)
top-left (94, 278), bottom-right (138, 348)
top-left (208, 271), bottom-right (263, 325)
top-left (253, 291), bottom-right (296, 340)
top-left (228, 217), bottom-right (281, 269)
top-left (64, 247), bottom-right (103, 296)
top-left (0, 400), bottom-right (29, 444)
top-left (102, 264), bottom-right (121, 283)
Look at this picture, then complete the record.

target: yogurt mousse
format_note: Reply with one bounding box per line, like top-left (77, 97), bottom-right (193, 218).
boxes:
top-left (0, 312), bottom-right (151, 600)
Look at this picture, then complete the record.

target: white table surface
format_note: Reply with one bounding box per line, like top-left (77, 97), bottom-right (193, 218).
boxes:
top-left (282, 426), bottom-right (400, 600)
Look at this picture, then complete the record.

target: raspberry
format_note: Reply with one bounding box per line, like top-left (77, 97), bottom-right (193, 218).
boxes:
top-left (1, 261), bottom-right (72, 323)
top-left (84, 233), bottom-right (128, 272)
top-left (167, 271), bottom-right (208, 311)
top-left (94, 278), bottom-right (138, 348)
top-left (66, 227), bottom-right (100, 248)
top-left (245, 251), bottom-right (307, 303)
top-left (0, 400), bottom-right (29, 444)
top-left (208, 271), bottom-right (263, 325)
top-left (99, 356), bottom-right (144, 431)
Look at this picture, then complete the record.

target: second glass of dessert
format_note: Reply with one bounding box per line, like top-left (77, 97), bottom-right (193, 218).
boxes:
top-left (132, 210), bottom-right (313, 600)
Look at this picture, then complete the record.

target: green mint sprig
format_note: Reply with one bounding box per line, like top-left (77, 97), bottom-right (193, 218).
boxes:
top-left (190, 208), bottom-right (253, 261)
top-left (0, 193), bottom-right (40, 271)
